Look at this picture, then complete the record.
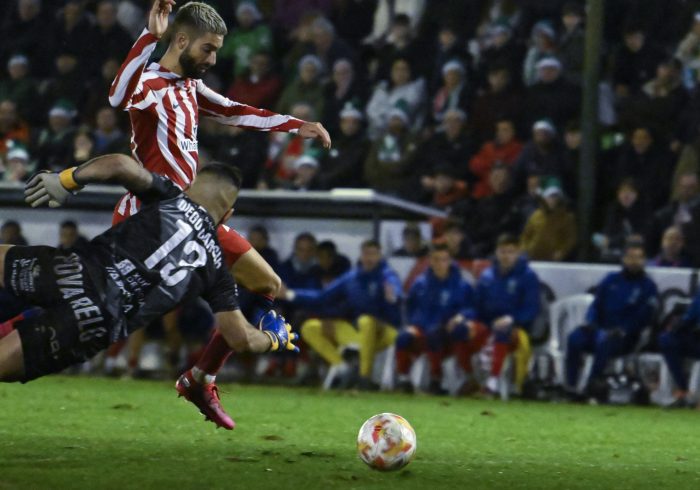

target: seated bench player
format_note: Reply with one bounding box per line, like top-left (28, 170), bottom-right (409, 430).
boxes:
top-left (395, 243), bottom-right (475, 394)
top-left (0, 154), bottom-right (297, 431)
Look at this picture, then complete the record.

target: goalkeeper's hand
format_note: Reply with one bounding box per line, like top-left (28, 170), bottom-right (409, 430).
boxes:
top-left (24, 167), bottom-right (82, 208)
top-left (258, 310), bottom-right (299, 353)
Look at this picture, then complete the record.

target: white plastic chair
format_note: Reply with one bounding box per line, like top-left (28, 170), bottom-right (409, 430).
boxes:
top-left (547, 294), bottom-right (595, 387)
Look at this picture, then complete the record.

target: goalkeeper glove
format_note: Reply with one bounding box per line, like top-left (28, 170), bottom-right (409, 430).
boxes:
top-left (258, 310), bottom-right (299, 353)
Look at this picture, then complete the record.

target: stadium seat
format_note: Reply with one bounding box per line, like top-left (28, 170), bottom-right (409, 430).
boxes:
top-left (547, 294), bottom-right (595, 387)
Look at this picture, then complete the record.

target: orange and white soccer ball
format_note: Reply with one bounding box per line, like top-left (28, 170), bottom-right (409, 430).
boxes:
top-left (357, 413), bottom-right (416, 471)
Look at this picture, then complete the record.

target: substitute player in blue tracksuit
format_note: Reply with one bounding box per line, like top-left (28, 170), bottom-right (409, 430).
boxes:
top-left (566, 242), bottom-right (658, 392)
top-left (283, 239), bottom-right (402, 390)
top-left (395, 244), bottom-right (475, 394)
top-left (455, 234), bottom-right (540, 394)
top-left (658, 292), bottom-right (700, 407)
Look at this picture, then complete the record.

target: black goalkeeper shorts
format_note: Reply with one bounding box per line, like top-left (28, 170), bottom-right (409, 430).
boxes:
top-left (3, 246), bottom-right (113, 381)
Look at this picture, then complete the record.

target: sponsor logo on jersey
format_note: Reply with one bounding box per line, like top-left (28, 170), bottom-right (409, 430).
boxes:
top-left (179, 138), bottom-right (198, 152)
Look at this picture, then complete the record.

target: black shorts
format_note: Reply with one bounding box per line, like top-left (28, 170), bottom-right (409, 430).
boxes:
top-left (4, 246), bottom-right (114, 381)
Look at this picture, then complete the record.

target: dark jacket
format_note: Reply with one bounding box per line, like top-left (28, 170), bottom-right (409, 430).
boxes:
top-left (407, 264), bottom-right (474, 331)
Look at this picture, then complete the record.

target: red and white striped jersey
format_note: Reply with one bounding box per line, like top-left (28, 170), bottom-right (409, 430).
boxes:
top-left (109, 28), bottom-right (304, 190)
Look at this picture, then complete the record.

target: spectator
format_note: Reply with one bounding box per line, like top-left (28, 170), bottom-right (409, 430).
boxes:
top-left (373, 14), bottom-right (421, 83)
top-left (646, 172), bottom-right (700, 263)
top-left (0, 143), bottom-right (32, 182)
top-left (365, 56), bottom-right (426, 139)
top-left (317, 103), bottom-right (369, 189)
top-left (367, 0), bottom-right (426, 45)
top-left (524, 57), bottom-right (581, 131)
top-left (429, 22), bottom-right (471, 92)
top-left (442, 220), bottom-right (473, 260)
top-left (522, 21), bottom-right (558, 87)
top-left (321, 58), bottom-right (368, 137)
top-left (286, 154), bottom-right (323, 191)
top-left (476, 23), bottom-right (525, 84)
top-left (219, 2), bottom-right (273, 81)
top-left (467, 163), bottom-right (519, 257)
top-left (262, 102), bottom-right (318, 189)
top-left (225, 51), bottom-right (282, 110)
top-left (430, 60), bottom-right (470, 125)
top-left (619, 57), bottom-right (688, 142)
top-left (363, 103), bottom-right (419, 196)
top-left (469, 119), bottom-right (523, 198)
top-left (92, 107), bottom-right (128, 154)
top-left (514, 120), bottom-right (566, 192)
top-left (675, 12), bottom-right (700, 81)
top-left (72, 128), bottom-right (97, 165)
top-left (510, 173), bottom-right (542, 233)
top-left (0, 54), bottom-right (37, 123)
top-left (247, 225), bottom-right (280, 270)
top-left (0, 0), bottom-right (50, 75)
top-left (316, 240), bottom-right (351, 286)
top-left (649, 225), bottom-right (690, 268)
top-left (0, 220), bottom-right (27, 245)
top-left (469, 233), bottom-right (540, 395)
top-left (561, 120), bottom-right (581, 199)
top-left (0, 99), bottom-right (30, 156)
top-left (83, 58), bottom-right (121, 122)
top-left (42, 50), bottom-right (85, 110)
top-left (393, 223), bottom-right (428, 258)
top-left (596, 179), bottom-right (648, 262)
top-left (278, 232), bottom-right (321, 291)
top-left (558, 2), bottom-right (585, 84)
top-left (566, 242), bottom-right (658, 396)
top-left (85, 0), bottom-right (133, 71)
top-left (520, 181), bottom-right (577, 261)
top-left (57, 220), bottom-right (89, 254)
top-left (396, 243), bottom-right (475, 394)
top-left (417, 108), bottom-right (472, 182)
top-left (275, 54), bottom-right (325, 118)
top-left (310, 16), bottom-right (356, 72)
top-left (272, 0), bottom-right (333, 35)
top-left (658, 291), bottom-right (700, 407)
top-left (614, 126), bottom-right (675, 211)
top-left (672, 126), bottom-right (700, 200)
top-left (421, 165), bottom-right (469, 211)
top-left (611, 22), bottom-right (665, 98)
top-left (50, 1), bottom-right (91, 62)
top-left (35, 99), bottom-right (77, 171)
top-left (469, 64), bottom-right (522, 144)
top-left (291, 239), bottom-right (402, 390)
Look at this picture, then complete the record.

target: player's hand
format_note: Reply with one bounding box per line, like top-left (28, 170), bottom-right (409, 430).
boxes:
top-left (298, 121), bottom-right (332, 149)
top-left (446, 314), bottom-right (466, 332)
top-left (258, 310), bottom-right (300, 353)
top-left (493, 315), bottom-right (513, 331)
top-left (384, 282), bottom-right (398, 303)
top-left (24, 171), bottom-right (71, 208)
top-left (149, 0), bottom-right (175, 39)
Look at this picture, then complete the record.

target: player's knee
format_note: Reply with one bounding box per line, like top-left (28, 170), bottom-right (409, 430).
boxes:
top-left (567, 326), bottom-right (587, 347)
top-left (357, 315), bottom-right (377, 334)
top-left (300, 319), bottom-right (322, 341)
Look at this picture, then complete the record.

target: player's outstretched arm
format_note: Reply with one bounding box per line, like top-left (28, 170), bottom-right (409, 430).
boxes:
top-left (215, 310), bottom-right (299, 354)
top-left (24, 154), bottom-right (153, 208)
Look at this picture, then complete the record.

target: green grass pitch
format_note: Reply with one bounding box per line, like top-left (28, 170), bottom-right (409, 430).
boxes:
top-left (1, 376), bottom-right (698, 490)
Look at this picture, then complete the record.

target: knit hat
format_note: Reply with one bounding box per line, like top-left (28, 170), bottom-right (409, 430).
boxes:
top-left (236, 2), bottom-right (262, 21)
top-left (532, 20), bottom-right (556, 39)
top-left (540, 177), bottom-right (564, 198)
top-left (339, 101), bottom-right (363, 120)
top-left (294, 154), bottom-right (319, 170)
top-left (441, 59), bottom-right (466, 77)
top-left (49, 99), bottom-right (77, 119)
top-left (8, 54), bottom-right (28, 68)
top-left (489, 22), bottom-right (512, 37)
top-left (298, 54), bottom-right (323, 74)
top-left (533, 119), bottom-right (556, 135)
top-left (536, 57), bottom-right (562, 71)
top-left (6, 144), bottom-right (29, 162)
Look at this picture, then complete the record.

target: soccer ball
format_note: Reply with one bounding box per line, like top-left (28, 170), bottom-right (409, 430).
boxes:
top-left (356, 413), bottom-right (416, 471)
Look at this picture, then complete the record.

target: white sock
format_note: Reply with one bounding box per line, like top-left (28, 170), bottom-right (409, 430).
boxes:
top-left (486, 376), bottom-right (499, 392)
top-left (191, 366), bottom-right (216, 384)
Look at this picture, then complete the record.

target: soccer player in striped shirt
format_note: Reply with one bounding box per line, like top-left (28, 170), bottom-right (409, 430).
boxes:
top-left (109, 0), bottom-right (331, 429)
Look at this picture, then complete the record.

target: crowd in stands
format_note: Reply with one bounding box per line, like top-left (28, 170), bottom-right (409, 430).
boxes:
top-left (6, 1), bottom-right (700, 263)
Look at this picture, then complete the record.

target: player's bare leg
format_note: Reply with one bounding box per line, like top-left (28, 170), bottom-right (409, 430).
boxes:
top-left (178, 247), bottom-right (281, 429)
top-left (0, 330), bottom-right (25, 382)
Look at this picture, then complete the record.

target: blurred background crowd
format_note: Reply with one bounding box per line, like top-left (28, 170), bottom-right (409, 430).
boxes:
top-left (3, 0), bottom-right (700, 264)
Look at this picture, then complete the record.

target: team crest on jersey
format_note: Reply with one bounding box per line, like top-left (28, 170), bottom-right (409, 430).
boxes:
top-left (440, 290), bottom-right (450, 306)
